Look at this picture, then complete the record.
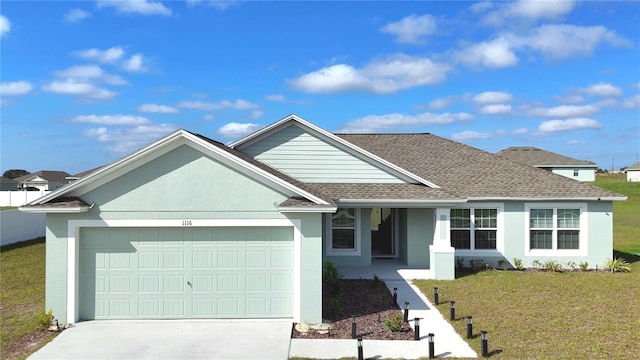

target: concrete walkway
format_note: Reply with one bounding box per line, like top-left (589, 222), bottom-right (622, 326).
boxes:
top-left (289, 260), bottom-right (477, 359)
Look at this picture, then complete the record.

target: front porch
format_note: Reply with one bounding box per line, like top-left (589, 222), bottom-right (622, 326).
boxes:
top-left (337, 258), bottom-right (434, 280)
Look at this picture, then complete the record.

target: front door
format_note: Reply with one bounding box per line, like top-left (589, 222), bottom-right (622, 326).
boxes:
top-left (371, 208), bottom-right (395, 257)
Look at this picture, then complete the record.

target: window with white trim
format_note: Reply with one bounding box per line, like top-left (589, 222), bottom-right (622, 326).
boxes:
top-left (573, 169), bottom-right (579, 177)
top-left (330, 208), bottom-right (357, 251)
top-left (450, 208), bottom-right (498, 250)
top-left (525, 203), bottom-right (586, 255)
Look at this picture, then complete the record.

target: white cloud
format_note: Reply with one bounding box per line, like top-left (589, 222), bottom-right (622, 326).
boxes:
top-left (479, 104), bottom-right (512, 115)
top-left (0, 81), bottom-right (34, 96)
top-left (427, 96), bottom-right (455, 110)
top-left (84, 123), bottom-right (177, 153)
top-left (512, 128), bottom-right (529, 135)
top-left (74, 47), bottom-right (125, 63)
top-left (137, 103), bottom-right (179, 114)
top-left (454, 36), bottom-right (519, 68)
top-left (482, 0), bottom-right (576, 27)
top-left (64, 9), bottom-right (91, 23)
top-left (0, 15), bottom-right (10, 37)
top-left (452, 130), bottom-right (491, 141)
top-left (525, 104), bottom-right (599, 118)
top-left (218, 122), bottom-right (261, 137)
top-left (265, 94), bottom-right (287, 102)
top-left (123, 54), bottom-right (147, 73)
top-left (187, 0), bottom-right (239, 11)
top-left (526, 24), bottom-right (631, 60)
top-left (622, 94), bottom-right (640, 109)
top-left (473, 91), bottom-right (513, 104)
top-left (566, 139), bottom-right (587, 145)
top-left (538, 118), bottom-right (602, 133)
top-left (97, 0), bottom-right (172, 16)
top-left (70, 114), bottom-right (152, 126)
top-left (634, 82), bottom-right (640, 90)
top-left (42, 80), bottom-right (117, 100)
top-left (289, 54), bottom-right (451, 94)
top-left (380, 14), bottom-right (437, 44)
top-left (176, 99), bottom-right (260, 111)
top-left (554, 95), bottom-right (585, 103)
top-left (579, 82), bottom-right (623, 97)
top-left (55, 65), bottom-right (128, 85)
top-left (339, 112), bottom-right (473, 133)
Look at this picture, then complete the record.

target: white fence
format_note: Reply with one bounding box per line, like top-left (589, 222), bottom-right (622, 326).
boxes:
top-left (0, 209), bottom-right (46, 246)
top-left (0, 190), bottom-right (50, 207)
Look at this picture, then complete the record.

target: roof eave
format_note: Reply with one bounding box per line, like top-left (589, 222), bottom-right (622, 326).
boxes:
top-left (335, 198), bottom-right (467, 207)
top-left (18, 206), bottom-right (91, 213)
top-left (277, 206), bottom-right (338, 213)
top-left (466, 196), bottom-right (628, 202)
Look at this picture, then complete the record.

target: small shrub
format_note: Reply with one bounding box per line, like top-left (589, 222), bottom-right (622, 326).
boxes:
top-left (497, 259), bottom-right (508, 270)
top-left (378, 292), bottom-right (389, 307)
top-left (513, 258), bottom-right (524, 271)
top-left (384, 313), bottom-right (403, 332)
top-left (604, 258), bottom-right (631, 273)
top-left (323, 261), bottom-right (340, 291)
top-left (371, 274), bottom-right (381, 288)
top-left (578, 261), bottom-right (589, 271)
top-left (455, 257), bottom-right (465, 269)
top-left (566, 261), bottom-right (577, 270)
top-left (543, 260), bottom-right (563, 272)
top-left (38, 309), bottom-right (54, 330)
top-left (532, 259), bottom-right (542, 268)
top-left (329, 297), bottom-right (342, 317)
top-left (469, 259), bottom-right (486, 272)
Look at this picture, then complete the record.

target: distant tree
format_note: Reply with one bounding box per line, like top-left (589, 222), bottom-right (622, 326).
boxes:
top-left (2, 169), bottom-right (29, 179)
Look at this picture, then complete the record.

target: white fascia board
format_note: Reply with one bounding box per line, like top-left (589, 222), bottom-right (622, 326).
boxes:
top-left (230, 114), bottom-right (441, 188)
top-left (29, 129), bottom-right (189, 205)
top-left (534, 164), bottom-right (597, 168)
top-left (278, 206), bottom-right (337, 213)
top-left (467, 196), bottom-right (628, 202)
top-left (18, 206), bottom-right (90, 213)
top-left (336, 198), bottom-right (467, 208)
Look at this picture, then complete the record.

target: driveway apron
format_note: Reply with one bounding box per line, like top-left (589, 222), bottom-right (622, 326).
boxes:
top-left (28, 319), bottom-right (292, 360)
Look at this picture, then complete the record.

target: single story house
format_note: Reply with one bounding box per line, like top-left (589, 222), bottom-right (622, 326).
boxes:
top-left (0, 176), bottom-right (19, 191)
top-left (20, 115), bottom-right (625, 325)
top-left (496, 147), bottom-right (597, 181)
top-left (14, 170), bottom-right (71, 191)
top-left (624, 162), bottom-right (640, 182)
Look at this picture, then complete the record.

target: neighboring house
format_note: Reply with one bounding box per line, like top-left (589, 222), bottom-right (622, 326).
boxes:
top-left (496, 147), bottom-right (597, 181)
top-left (624, 162), bottom-right (640, 182)
top-left (65, 166), bottom-right (103, 183)
top-left (0, 176), bottom-right (19, 191)
top-left (20, 115), bottom-right (625, 325)
top-left (14, 170), bottom-right (71, 191)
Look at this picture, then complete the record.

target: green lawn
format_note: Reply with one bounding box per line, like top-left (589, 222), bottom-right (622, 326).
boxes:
top-left (0, 206), bottom-right (17, 211)
top-left (0, 238), bottom-right (57, 360)
top-left (414, 173), bottom-right (640, 359)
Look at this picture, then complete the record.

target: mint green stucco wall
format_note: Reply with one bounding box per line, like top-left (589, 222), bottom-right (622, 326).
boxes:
top-left (406, 208), bottom-right (433, 267)
top-left (43, 144), bottom-right (325, 323)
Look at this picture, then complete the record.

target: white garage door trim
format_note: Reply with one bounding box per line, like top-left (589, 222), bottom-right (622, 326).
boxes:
top-left (67, 219), bottom-right (302, 324)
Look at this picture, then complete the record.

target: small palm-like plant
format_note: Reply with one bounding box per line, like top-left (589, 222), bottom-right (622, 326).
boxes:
top-left (384, 313), bottom-right (403, 332)
top-left (604, 258), bottom-right (631, 273)
top-left (543, 260), bottom-right (563, 272)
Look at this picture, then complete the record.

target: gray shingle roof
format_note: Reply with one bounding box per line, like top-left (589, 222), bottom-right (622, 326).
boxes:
top-left (305, 183), bottom-right (461, 201)
top-left (338, 133), bottom-right (621, 199)
top-left (496, 147), bottom-right (596, 167)
top-left (626, 162), bottom-right (640, 171)
top-left (14, 170), bottom-right (71, 184)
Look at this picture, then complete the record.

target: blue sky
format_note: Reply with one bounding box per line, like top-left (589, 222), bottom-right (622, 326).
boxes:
top-left (1, 1), bottom-right (639, 175)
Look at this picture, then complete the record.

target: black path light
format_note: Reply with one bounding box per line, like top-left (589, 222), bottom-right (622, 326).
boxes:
top-left (357, 337), bottom-right (363, 360)
top-left (434, 286), bottom-right (439, 305)
top-left (450, 301), bottom-right (456, 321)
top-left (352, 316), bottom-right (357, 339)
top-left (403, 301), bottom-right (410, 322)
top-left (393, 287), bottom-right (398, 305)
top-left (466, 316), bottom-right (473, 339)
top-left (414, 317), bottom-right (420, 340)
top-left (428, 333), bottom-right (435, 359)
top-left (481, 331), bottom-right (488, 358)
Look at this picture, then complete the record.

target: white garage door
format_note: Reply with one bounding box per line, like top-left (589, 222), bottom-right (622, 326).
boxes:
top-left (79, 227), bottom-right (293, 320)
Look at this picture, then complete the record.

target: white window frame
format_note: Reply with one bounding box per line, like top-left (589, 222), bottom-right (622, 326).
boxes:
top-left (450, 203), bottom-right (504, 256)
top-left (524, 203), bottom-right (588, 257)
top-left (325, 208), bottom-right (361, 256)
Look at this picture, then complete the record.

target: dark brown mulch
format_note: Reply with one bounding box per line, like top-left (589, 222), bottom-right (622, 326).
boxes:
top-left (291, 279), bottom-right (414, 340)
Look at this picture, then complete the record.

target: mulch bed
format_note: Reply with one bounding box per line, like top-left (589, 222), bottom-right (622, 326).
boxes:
top-left (3, 329), bottom-right (58, 360)
top-left (291, 279), bottom-right (414, 340)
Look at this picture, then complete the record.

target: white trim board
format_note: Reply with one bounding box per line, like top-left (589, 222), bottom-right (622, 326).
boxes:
top-left (66, 218), bottom-right (302, 324)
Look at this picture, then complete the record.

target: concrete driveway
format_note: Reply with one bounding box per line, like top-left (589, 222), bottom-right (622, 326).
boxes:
top-left (28, 320), bottom-right (293, 360)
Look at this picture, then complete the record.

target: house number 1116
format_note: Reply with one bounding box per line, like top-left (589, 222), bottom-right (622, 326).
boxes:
top-left (182, 220), bottom-right (193, 226)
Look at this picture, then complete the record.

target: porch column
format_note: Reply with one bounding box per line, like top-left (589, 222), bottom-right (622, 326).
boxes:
top-left (429, 208), bottom-right (455, 280)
